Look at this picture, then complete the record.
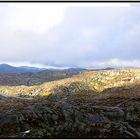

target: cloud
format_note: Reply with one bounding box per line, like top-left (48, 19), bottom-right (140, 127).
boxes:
top-left (7, 3), bottom-right (64, 33)
top-left (0, 3), bottom-right (140, 68)
top-left (80, 58), bottom-right (140, 69)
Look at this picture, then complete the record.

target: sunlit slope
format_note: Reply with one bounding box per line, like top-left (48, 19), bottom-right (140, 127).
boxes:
top-left (0, 68), bottom-right (139, 96)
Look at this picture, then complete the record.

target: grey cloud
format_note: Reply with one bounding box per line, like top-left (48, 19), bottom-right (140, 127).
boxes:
top-left (0, 5), bottom-right (140, 68)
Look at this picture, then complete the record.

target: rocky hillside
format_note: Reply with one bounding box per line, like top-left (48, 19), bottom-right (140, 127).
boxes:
top-left (0, 68), bottom-right (139, 96)
top-left (0, 68), bottom-right (140, 138)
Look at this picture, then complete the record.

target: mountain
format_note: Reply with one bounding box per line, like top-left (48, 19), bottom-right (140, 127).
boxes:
top-left (0, 64), bottom-right (44, 73)
top-left (18, 66), bottom-right (46, 72)
top-left (67, 67), bottom-right (87, 72)
top-left (0, 64), bottom-right (87, 74)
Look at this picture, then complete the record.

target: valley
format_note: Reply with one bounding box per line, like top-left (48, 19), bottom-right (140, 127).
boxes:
top-left (1, 2), bottom-right (140, 139)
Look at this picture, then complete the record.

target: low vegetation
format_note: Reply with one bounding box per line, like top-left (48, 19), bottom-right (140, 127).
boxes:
top-left (0, 68), bottom-right (140, 138)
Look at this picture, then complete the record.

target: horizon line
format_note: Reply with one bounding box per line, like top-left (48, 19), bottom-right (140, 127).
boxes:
top-left (0, 63), bottom-right (139, 70)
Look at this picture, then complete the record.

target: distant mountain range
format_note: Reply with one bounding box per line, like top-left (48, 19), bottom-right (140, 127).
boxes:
top-left (0, 64), bottom-right (87, 74)
top-left (0, 64), bottom-right (138, 87)
top-left (0, 64), bottom-right (45, 73)
top-left (0, 63), bottom-right (138, 74)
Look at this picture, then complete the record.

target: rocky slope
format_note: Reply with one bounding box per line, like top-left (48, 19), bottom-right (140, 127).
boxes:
top-left (0, 68), bottom-right (139, 96)
top-left (0, 68), bottom-right (140, 138)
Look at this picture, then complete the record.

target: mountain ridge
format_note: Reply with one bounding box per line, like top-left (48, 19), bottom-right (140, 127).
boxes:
top-left (0, 64), bottom-right (44, 73)
top-left (0, 63), bottom-right (87, 73)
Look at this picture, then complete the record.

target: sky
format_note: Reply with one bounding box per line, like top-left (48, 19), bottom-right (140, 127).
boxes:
top-left (0, 3), bottom-right (140, 69)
